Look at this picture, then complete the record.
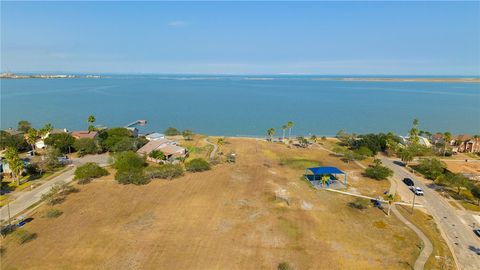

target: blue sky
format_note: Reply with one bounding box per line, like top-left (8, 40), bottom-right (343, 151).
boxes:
top-left (1, 1), bottom-right (479, 75)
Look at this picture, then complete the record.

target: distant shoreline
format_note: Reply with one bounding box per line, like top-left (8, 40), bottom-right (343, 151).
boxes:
top-left (313, 77), bottom-right (480, 83)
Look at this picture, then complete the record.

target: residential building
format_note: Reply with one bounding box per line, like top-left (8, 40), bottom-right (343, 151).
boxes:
top-left (72, 131), bottom-right (98, 139)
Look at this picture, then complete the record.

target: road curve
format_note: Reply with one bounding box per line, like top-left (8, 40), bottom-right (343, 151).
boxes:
top-left (0, 153), bottom-right (109, 222)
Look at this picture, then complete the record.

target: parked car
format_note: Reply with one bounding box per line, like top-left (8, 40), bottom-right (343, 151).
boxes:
top-left (474, 229), bottom-right (480, 237)
top-left (403, 178), bottom-right (414, 187)
top-left (411, 187), bottom-right (424, 196)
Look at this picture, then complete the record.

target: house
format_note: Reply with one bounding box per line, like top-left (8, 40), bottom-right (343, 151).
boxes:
top-left (137, 139), bottom-right (187, 160)
top-left (3, 128), bottom-right (23, 136)
top-left (35, 128), bottom-right (69, 149)
top-left (456, 137), bottom-right (480, 153)
top-left (430, 133), bottom-right (444, 144)
top-left (399, 136), bottom-right (432, 147)
top-left (72, 131), bottom-right (98, 140)
top-left (145, 132), bottom-right (165, 141)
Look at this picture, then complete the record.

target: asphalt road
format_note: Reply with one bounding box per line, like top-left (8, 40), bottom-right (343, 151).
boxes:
top-left (380, 156), bottom-right (480, 270)
top-left (0, 153), bottom-right (109, 223)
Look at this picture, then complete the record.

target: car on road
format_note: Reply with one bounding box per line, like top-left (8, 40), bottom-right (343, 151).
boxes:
top-left (410, 187), bottom-right (424, 196)
top-left (403, 178), bottom-right (414, 187)
top-left (474, 229), bottom-right (480, 237)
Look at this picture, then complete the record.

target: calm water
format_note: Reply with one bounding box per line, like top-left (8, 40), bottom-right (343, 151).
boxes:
top-left (1, 75), bottom-right (479, 136)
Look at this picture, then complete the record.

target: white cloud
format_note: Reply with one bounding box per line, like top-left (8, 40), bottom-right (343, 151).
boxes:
top-left (167, 20), bottom-right (189, 27)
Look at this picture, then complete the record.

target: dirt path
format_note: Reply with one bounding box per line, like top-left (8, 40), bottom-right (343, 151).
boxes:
top-left (391, 205), bottom-right (433, 270)
top-left (203, 137), bottom-right (218, 159)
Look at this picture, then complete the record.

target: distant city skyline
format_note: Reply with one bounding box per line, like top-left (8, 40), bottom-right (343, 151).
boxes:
top-left (2, 1), bottom-right (479, 75)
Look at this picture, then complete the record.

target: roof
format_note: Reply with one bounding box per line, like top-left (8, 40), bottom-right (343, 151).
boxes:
top-left (455, 134), bottom-right (472, 142)
top-left (431, 133), bottom-right (444, 140)
top-left (158, 144), bottom-right (185, 156)
top-left (145, 132), bottom-right (165, 140)
top-left (3, 128), bottom-right (23, 136)
top-left (137, 139), bottom-right (172, 155)
top-left (71, 131), bottom-right (98, 139)
top-left (307, 166), bottom-right (345, 175)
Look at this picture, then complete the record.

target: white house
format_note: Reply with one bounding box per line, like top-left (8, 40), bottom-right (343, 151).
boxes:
top-left (399, 136), bottom-right (432, 148)
top-left (35, 128), bottom-right (69, 149)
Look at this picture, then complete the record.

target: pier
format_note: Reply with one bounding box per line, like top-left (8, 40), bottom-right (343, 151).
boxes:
top-left (125, 119), bottom-right (147, 128)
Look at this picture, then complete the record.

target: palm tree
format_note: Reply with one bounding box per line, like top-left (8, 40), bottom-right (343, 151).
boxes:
top-left (409, 118), bottom-right (420, 145)
top-left (26, 128), bottom-right (39, 156)
top-left (4, 147), bottom-right (23, 185)
top-left (287, 121), bottom-right (294, 139)
top-left (281, 125), bottom-right (288, 141)
top-left (41, 123), bottom-right (53, 137)
top-left (87, 115), bottom-right (96, 131)
top-left (443, 132), bottom-right (452, 156)
top-left (266, 128), bottom-right (275, 141)
top-left (217, 137), bottom-right (225, 152)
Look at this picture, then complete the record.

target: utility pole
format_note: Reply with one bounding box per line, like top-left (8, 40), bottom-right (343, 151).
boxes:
top-left (411, 192), bottom-right (416, 214)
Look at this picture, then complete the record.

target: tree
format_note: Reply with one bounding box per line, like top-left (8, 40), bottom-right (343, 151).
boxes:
top-left (113, 151), bottom-right (147, 185)
top-left (445, 173), bottom-right (471, 195)
top-left (409, 118), bottom-right (420, 145)
top-left (415, 158), bottom-right (446, 180)
top-left (364, 164), bottom-right (393, 180)
top-left (185, 158), bottom-right (211, 172)
top-left (281, 125), bottom-right (288, 141)
top-left (40, 123), bottom-right (53, 137)
top-left (110, 137), bottom-right (136, 152)
top-left (25, 128), bottom-right (39, 155)
top-left (44, 133), bottom-right (75, 153)
top-left (354, 146), bottom-right (373, 157)
top-left (73, 138), bottom-right (100, 156)
top-left (4, 147), bottom-right (24, 185)
top-left (217, 137), bottom-right (225, 151)
top-left (471, 185), bottom-right (480, 205)
top-left (310, 135), bottom-right (317, 143)
top-left (99, 127), bottom-right (134, 151)
top-left (17, 120), bottom-right (31, 133)
top-left (399, 148), bottom-right (414, 166)
top-left (74, 163), bottom-right (109, 184)
top-left (113, 151), bottom-right (145, 171)
top-left (164, 127), bottom-right (181, 136)
top-left (443, 132), bottom-right (452, 156)
top-left (87, 115), bottom-right (96, 131)
top-left (287, 121), bottom-right (294, 139)
top-left (43, 147), bottom-right (62, 171)
top-left (182, 129), bottom-right (194, 141)
top-left (0, 131), bottom-right (28, 151)
top-left (297, 136), bottom-right (308, 148)
top-left (266, 128), bottom-right (275, 141)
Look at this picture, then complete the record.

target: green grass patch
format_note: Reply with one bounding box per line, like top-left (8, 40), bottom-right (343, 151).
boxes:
top-left (459, 201), bottom-right (480, 212)
top-left (279, 158), bottom-right (320, 170)
top-left (10, 229), bottom-right (37, 244)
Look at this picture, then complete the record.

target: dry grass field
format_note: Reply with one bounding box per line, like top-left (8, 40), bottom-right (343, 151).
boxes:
top-left (1, 138), bottom-right (420, 270)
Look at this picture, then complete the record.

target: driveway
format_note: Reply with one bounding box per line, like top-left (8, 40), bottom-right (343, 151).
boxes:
top-left (0, 153), bottom-right (109, 223)
top-left (380, 155), bottom-right (480, 270)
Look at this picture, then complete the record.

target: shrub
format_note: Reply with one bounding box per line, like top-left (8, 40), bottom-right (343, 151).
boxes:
top-left (11, 229), bottom-right (37, 244)
top-left (44, 208), bottom-right (63, 218)
top-left (364, 165), bottom-right (393, 180)
top-left (348, 197), bottom-right (370, 210)
top-left (185, 158), bottom-right (211, 172)
top-left (278, 262), bottom-right (293, 270)
top-left (145, 164), bottom-right (184, 180)
top-left (149, 150), bottom-right (165, 160)
top-left (115, 168), bottom-right (148, 185)
top-left (74, 162), bottom-right (109, 184)
top-left (113, 151), bottom-right (145, 171)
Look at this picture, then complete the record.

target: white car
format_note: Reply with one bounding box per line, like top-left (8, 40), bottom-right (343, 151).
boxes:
top-left (412, 187), bottom-right (424, 196)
